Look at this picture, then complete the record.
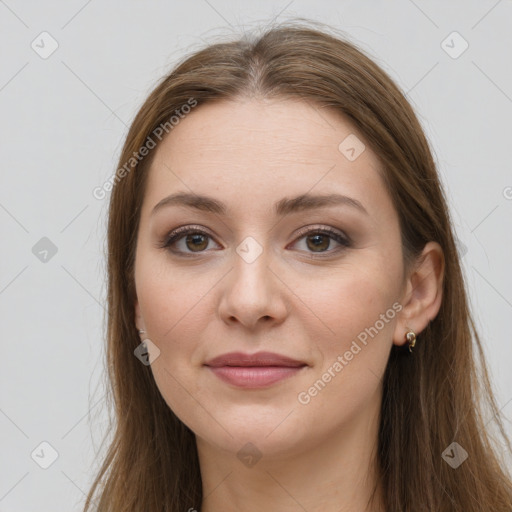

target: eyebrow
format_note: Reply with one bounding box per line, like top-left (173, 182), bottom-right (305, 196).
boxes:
top-left (151, 191), bottom-right (369, 217)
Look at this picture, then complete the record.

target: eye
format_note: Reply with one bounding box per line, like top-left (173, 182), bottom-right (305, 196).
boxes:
top-left (160, 226), bottom-right (221, 256)
top-left (159, 225), bottom-right (351, 257)
top-left (290, 226), bottom-right (351, 256)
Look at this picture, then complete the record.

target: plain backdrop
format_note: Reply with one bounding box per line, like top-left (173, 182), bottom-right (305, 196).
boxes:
top-left (1, 1), bottom-right (511, 510)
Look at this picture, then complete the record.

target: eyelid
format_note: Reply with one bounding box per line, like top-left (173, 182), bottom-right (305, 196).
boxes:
top-left (163, 224), bottom-right (213, 240)
top-left (159, 224), bottom-right (218, 250)
top-left (292, 224), bottom-right (351, 245)
top-left (160, 224), bottom-right (351, 256)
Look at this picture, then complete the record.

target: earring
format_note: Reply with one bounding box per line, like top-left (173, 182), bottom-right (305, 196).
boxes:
top-left (405, 330), bottom-right (416, 353)
top-left (138, 329), bottom-right (146, 336)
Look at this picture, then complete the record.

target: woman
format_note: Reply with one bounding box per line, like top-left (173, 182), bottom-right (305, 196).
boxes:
top-left (84, 21), bottom-right (512, 512)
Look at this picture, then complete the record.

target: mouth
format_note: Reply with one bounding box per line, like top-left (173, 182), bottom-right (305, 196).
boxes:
top-left (204, 351), bottom-right (308, 389)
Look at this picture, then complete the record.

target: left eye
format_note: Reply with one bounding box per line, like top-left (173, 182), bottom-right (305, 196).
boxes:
top-left (160, 226), bottom-right (350, 256)
top-left (290, 228), bottom-right (350, 255)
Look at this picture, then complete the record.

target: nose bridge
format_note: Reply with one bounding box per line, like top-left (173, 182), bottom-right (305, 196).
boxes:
top-left (235, 235), bottom-right (266, 266)
top-left (231, 234), bottom-right (273, 299)
top-left (218, 234), bottom-right (287, 327)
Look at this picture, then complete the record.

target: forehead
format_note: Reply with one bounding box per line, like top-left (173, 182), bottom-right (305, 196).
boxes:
top-left (142, 98), bottom-right (393, 221)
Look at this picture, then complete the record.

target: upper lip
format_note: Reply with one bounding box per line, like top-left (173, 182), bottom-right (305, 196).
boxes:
top-left (204, 351), bottom-right (307, 368)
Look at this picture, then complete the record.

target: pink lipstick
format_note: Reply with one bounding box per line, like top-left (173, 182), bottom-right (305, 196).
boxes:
top-left (204, 351), bottom-right (307, 389)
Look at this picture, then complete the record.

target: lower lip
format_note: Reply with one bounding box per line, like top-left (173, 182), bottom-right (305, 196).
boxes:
top-left (207, 366), bottom-right (305, 388)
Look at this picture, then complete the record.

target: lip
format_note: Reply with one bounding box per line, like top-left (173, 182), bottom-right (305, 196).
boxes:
top-left (204, 351), bottom-right (308, 389)
top-left (205, 351), bottom-right (306, 368)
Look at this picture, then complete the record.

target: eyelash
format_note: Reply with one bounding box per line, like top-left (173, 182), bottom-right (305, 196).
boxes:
top-left (159, 224), bottom-right (351, 258)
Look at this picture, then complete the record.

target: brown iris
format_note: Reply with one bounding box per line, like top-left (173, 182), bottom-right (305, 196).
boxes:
top-left (306, 234), bottom-right (330, 252)
top-left (185, 233), bottom-right (209, 252)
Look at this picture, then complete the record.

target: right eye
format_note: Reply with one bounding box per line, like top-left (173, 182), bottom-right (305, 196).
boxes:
top-left (160, 226), bottom-right (222, 256)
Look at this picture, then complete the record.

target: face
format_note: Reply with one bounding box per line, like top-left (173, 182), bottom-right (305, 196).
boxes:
top-left (133, 97), bottom-right (407, 461)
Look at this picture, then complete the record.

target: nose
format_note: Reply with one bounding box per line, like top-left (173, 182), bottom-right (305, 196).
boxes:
top-left (217, 243), bottom-right (288, 330)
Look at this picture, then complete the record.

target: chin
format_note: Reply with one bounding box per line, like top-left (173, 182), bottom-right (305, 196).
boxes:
top-left (192, 409), bottom-right (312, 461)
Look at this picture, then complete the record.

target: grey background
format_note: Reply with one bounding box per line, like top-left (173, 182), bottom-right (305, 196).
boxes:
top-left (1, 1), bottom-right (511, 510)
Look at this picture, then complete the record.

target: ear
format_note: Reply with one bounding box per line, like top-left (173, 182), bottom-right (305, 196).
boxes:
top-left (393, 241), bottom-right (445, 347)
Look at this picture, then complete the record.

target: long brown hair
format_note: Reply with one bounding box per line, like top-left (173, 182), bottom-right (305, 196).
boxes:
top-left (84, 20), bottom-right (512, 511)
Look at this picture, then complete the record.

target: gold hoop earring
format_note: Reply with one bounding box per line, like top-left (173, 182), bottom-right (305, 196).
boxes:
top-left (405, 330), bottom-right (416, 353)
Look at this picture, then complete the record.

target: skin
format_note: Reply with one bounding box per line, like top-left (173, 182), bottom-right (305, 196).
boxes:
top-left (133, 97), bottom-right (444, 512)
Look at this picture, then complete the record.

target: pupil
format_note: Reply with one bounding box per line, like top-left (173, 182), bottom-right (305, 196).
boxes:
top-left (186, 234), bottom-right (207, 251)
top-left (307, 234), bottom-right (329, 252)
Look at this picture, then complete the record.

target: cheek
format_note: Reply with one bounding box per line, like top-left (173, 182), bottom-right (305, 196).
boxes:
top-left (135, 260), bottom-right (212, 427)
top-left (308, 261), bottom-right (399, 341)
top-left (297, 275), bottom-right (397, 423)
top-left (135, 254), bottom-right (213, 343)
top-left (305, 259), bottom-right (400, 399)
top-left (134, 258), bottom-right (211, 417)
